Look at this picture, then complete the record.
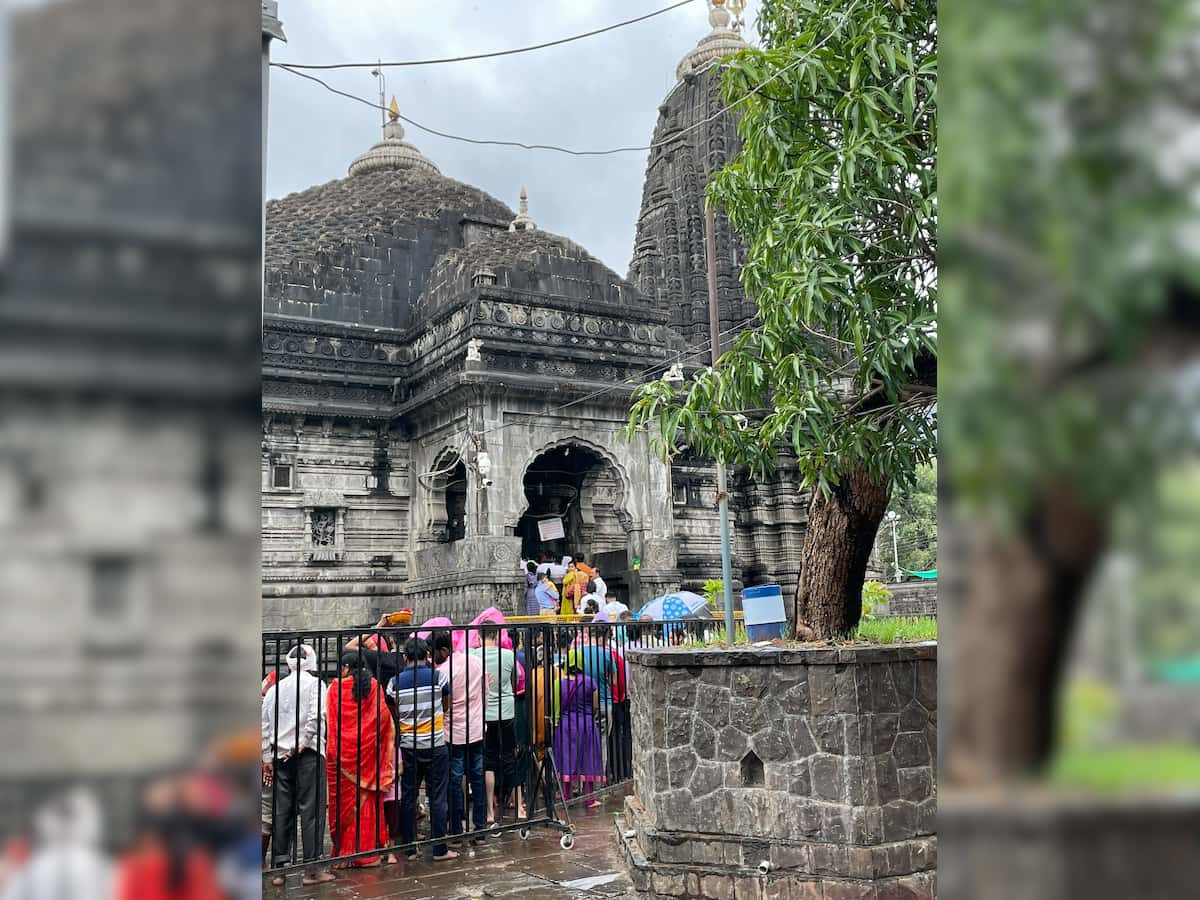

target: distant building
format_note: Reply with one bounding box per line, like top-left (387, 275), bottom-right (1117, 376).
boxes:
top-left (262, 2), bottom-right (808, 629)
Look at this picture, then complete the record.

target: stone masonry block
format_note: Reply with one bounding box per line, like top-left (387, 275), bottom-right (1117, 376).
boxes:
top-left (810, 755), bottom-right (845, 803)
top-left (897, 767), bottom-right (933, 803)
top-left (623, 645), bottom-right (936, 899)
top-left (892, 733), bottom-right (930, 768)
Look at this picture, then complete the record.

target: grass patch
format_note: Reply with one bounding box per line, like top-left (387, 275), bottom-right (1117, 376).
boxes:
top-left (682, 625), bottom-right (749, 647)
top-left (1049, 744), bottom-right (1200, 792)
top-left (852, 616), bottom-right (938, 644)
top-left (668, 616), bottom-right (937, 648)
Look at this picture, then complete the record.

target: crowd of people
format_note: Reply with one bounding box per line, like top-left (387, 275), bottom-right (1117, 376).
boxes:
top-left (525, 553), bottom-right (628, 621)
top-left (260, 597), bottom-right (641, 883)
top-left (0, 743), bottom-right (264, 900)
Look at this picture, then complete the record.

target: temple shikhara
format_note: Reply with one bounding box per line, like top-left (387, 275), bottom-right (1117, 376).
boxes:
top-left (262, 1), bottom-right (807, 629)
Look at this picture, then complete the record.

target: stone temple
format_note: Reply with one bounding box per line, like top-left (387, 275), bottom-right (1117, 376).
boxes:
top-left (262, 2), bottom-right (808, 630)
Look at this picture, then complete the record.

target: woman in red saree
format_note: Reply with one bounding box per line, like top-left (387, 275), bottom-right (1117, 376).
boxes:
top-left (326, 651), bottom-right (396, 867)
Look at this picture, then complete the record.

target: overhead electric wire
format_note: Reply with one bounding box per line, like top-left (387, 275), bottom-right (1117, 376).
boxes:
top-left (272, 2), bottom-right (855, 158)
top-left (271, 0), bottom-right (698, 70)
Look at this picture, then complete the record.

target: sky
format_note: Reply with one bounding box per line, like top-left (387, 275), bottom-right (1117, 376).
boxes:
top-left (266, 0), bottom-right (757, 276)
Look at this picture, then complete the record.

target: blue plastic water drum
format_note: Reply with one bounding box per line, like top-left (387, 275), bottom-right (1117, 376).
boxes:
top-left (742, 584), bottom-right (787, 641)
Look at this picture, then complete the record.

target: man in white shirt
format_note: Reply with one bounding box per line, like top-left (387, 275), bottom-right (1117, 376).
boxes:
top-left (262, 644), bottom-right (333, 883)
top-left (599, 570), bottom-right (628, 621)
top-left (602, 597), bottom-right (629, 620)
top-left (1, 790), bottom-right (111, 900)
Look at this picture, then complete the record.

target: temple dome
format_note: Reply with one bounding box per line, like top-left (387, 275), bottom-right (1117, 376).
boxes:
top-left (264, 165), bottom-right (515, 329)
top-left (347, 98), bottom-right (440, 177)
top-left (265, 155), bottom-right (642, 332)
top-left (265, 168), bottom-right (512, 273)
top-left (675, 0), bottom-right (748, 82)
top-left (417, 225), bottom-right (640, 318)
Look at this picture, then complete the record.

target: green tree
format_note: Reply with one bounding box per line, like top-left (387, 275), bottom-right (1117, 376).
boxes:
top-left (627, 0), bottom-right (937, 638)
top-left (939, 0), bottom-right (1200, 783)
top-left (877, 460), bottom-right (938, 575)
top-left (1125, 466), bottom-right (1200, 665)
top-left (936, 0), bottom-right (1200, 787)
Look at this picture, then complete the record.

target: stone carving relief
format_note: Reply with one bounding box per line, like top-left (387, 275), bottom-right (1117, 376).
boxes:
top-left (311, 509), bottom-right (337, 546)
top-left (645, 539), bottom-right (678, 570)
top-left (409, 536), bottom-right (523, 581)
top-left (303, 491), bottom-right (346, 563)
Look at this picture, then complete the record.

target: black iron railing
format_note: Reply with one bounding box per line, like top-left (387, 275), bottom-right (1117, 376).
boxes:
top-left (260, 617), bottom-right (715, 873)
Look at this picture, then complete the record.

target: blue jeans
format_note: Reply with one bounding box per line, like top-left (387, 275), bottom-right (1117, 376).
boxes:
top-left (400, 745), bottom-right (449, 857)
top-left (448, 741), bottom-right (487, 835)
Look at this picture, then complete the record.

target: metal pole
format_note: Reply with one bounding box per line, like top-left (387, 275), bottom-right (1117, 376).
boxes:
top-left (890, 514), bottom-right (901, 582)
top-left (706, 206), bottom-right (735, 642)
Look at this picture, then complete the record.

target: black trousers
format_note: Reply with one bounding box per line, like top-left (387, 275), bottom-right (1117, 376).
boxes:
top-left (608, 700), bottom-right (633, 781)
top-left (270, 749), bottom-right (326, 867)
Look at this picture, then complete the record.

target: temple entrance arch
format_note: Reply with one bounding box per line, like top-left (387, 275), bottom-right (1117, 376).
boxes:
top-left (516, 439), bottom-right (634, 595)
top-left (427, 447), bottom-right (467, 543)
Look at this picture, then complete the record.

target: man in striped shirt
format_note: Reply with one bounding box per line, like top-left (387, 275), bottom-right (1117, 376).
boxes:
top-left (387, 637), bottom-right (457, 861)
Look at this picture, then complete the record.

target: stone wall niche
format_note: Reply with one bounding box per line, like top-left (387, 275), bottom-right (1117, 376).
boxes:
top-left (619, 643), bottom-right (937, 900)
top-left (302, 490), bottom-right (346, 563)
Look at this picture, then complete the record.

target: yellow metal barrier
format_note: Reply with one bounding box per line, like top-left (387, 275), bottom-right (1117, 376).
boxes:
top-left (504, 610), bottom-right (745, 624)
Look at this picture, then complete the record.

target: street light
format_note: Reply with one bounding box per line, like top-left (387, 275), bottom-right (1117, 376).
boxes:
top-left (885, 510), bottom-right (901, 582)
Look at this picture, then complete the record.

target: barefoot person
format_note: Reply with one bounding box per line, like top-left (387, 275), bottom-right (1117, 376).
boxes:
top-left (470, 625), bottom-right (518, 828)
top-left (325, 652), bottom-right (395, 869)
top-left (553, 651), bottom-right (603, 807)
top-left (433, 632), bottom-right (489, 842)
top-left (389, 638), bottom-right (458, 862)
top-left (262, 644), bottom-right (335, 885)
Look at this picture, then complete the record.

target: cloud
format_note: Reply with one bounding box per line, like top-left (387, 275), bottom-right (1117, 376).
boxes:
top-left (266, 0), bottom-right (743, 275)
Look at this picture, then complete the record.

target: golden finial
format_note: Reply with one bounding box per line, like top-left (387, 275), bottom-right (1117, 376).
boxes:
top-left (726, 0), bottom-right (747, 30)
top-left (388, 96), bottom-right (400, 122)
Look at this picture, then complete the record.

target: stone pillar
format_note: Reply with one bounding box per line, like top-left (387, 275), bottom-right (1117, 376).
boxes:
top-left (618, 644), bottom-right (937, 899)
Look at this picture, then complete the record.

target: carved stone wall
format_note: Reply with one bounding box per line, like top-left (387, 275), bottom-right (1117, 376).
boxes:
top-left (666, 452), bottom-right (808, 629)
top-left (628, 64), bottom-right (751, 353)
top-left (403, 536), bottom-right (524, 621)
top-left (261, 416), bottom-right (410, 630)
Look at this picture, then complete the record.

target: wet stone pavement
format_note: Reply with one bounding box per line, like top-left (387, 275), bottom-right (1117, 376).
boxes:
top-left (263, 788), bottom-right (636, 900)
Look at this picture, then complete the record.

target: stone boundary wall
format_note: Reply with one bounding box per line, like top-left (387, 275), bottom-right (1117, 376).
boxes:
top-left (940, 793), bottom-right (1200, 899)
top-left (619, 643), bottom-right (937, 899)
top-left (878, 581), bottom-right (937, 619)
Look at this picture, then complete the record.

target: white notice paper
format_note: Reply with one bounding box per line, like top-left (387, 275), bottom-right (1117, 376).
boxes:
top-left (537, 517), bottom-right (565, 541)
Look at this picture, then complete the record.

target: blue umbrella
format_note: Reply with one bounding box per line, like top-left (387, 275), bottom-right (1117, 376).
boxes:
top-left (635, 591), bottom-right (709, 621)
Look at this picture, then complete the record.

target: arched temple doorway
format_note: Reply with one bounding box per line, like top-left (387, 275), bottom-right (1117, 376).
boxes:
top-left (427, 449), bottom-right (467, 544)
top-left (516, 442), bottom-right (633, 599)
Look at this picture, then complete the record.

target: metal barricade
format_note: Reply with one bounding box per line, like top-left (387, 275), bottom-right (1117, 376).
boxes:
top-left (260, 614), bottom-right (741, 874)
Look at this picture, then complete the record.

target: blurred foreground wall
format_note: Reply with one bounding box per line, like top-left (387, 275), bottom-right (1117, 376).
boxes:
top-left (0, 0), bottom-right (260, 846)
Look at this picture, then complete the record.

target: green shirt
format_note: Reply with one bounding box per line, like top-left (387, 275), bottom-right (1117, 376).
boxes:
top-left (470, 645), bottom-right (516, 722)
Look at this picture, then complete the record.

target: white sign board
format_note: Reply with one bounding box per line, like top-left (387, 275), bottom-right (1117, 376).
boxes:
top-left (537, 517), bottom-right (565, 541)
top-left (743, 589), bottom-right (787, 626)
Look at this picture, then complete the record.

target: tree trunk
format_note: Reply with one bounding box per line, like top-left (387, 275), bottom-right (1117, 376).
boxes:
top-left (795, 466), bottom-right (891, 638)
top-left (943, 485), bottom-right (1107, 785)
